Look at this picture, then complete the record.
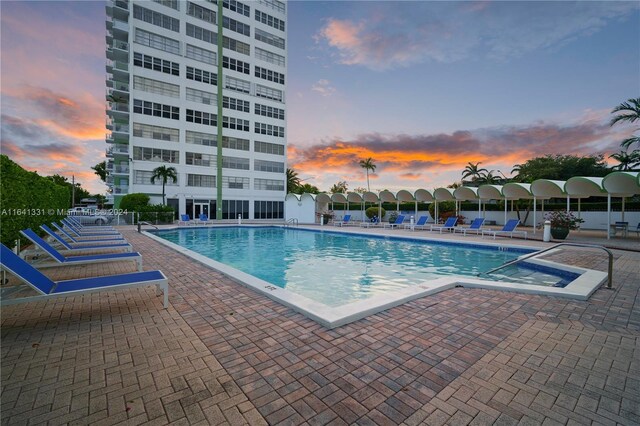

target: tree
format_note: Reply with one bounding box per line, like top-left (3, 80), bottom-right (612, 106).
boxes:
top-left (480, 170), bottom-right (499, 185)
top-left (461, 162), bottom-right (489, 184)
top-left (286, 168), bottom-right (301, 193)
top-left (511, 155), bottom-right (609, 182)
top-left (610, 97), bottom-right (640, 150)
top-left (359, 158), bottom-right (376, 191)
top-left (609, 150), bottom-right (640, 171)
top-left (292, 183), bottom-right (320, 194)
top-left (330, 180), bottom-right (348, 193)
top-left (92, 161), bottom-right (108, 182)
top-left (46, 174), bottom-right (90, 207)
top-left (150, 165), bottom-right (177, 205)
top-left (120, 193), bottom-right (150, 212)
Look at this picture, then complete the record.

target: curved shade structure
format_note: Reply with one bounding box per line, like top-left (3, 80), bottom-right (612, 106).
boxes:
top-left (478, 185), bottom-right (504, 200)
top-left (531, 180), bottom-right (566, 198)
top-left (453, 186), bottom-right (479, 201)
top-left (301, 193), bottom-right (317, 202)
top-left (503, 183), bottom-right (534, 200)
top-left (346, 192), bottom-right (364, 203)
top-left (396, 190), bottom-right (415, 202)
top-left (362, 191), bottom-right (380, 203)
top-left (433, 187), bottom-right (455, 201)
top-left (415, 189), bottom-right (434, 202)
top-left (330, 193), bottom-right (348, 203)
top-left (315, 193), bottom-right (332, 204)
top-left (602, 171), bottom-right (640, 196)
top-left (285, 193), bottom-right (301, 202)
top-left (565, 177), bottom-right (606, 197)
top-left (379, 190), bottom-right (397, 203)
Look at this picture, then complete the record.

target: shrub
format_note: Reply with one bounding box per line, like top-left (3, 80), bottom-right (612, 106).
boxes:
top-left (545, 210), bottom-right (584, 230)
top-left (428, 201), bottom-right (456, 222)
top-left (119, 193), bottom-right (150, 212)
top-left (388, 211), bottom-right (399, 224)
top-left (365, 206), bottom-right (386, 221)
top-left (138, 204), bottom-right (176, 224)
top-left (0, 155), bottom-right (69, 248)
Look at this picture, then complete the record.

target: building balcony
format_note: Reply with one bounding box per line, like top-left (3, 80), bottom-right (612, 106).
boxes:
top-left (106, 83), bottom-right (129, 104)
top-left (106, 102), bottom-right (129, 120)
top-left (106, 144), bottom-right (129, 157)
top-left (113, 184), bottom-right (129, 194)
top-left (107, 19), bottom-right (129, 41)
top-left (106, 0), bottom-right (129, 21)
top-left (107, 164), bottom-right (130, 176)
top-left (106, 40), bottom-right (129, 62)
top-left (105, 129), bottom-right (129, 145)
top-left (106, 60), bottom-right (129, 80)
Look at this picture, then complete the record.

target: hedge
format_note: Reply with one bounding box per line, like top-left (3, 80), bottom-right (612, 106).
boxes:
top-left (0, 155), bottom-right (69, 248)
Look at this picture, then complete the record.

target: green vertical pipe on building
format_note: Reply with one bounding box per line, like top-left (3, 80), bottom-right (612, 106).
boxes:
top-left (216, 0), bottom-right (224, 220)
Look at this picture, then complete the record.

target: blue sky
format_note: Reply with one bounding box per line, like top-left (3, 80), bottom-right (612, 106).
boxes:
top-left (1, 1), bottom-right (638, 193)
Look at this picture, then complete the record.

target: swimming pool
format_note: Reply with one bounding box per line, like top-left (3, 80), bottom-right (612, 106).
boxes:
top-left (147, 226), bottom-right (606, 328)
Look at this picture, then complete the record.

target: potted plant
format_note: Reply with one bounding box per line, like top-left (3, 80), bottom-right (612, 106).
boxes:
top-left (545, 210), bottom-right (584, 240)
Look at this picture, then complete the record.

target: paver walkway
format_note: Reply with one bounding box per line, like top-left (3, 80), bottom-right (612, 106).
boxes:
top-left (1, 228), bottom-right (638, 425)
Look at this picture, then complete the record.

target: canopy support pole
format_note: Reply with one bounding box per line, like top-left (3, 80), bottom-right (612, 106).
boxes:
top-left (578, 198), bottom-right (581, 233)
top-left (414, 201), bottom-right (418, 220)
top-left (622, 197), bottom-right (625, 222)
top-left (566, 196), bottom-right (570, 212)
top-left (533, 197), bottom-right (537, 234)
top-left (504, 198), bottom-right (507, 225)
top-left (607, 194), bottom-right (611, 240)
top-left (346, 201), bottom-right (349, 220)
top-left (478, 199), bottom-right (481, 218)
top-left (435, 201), bottom-right (438, 224)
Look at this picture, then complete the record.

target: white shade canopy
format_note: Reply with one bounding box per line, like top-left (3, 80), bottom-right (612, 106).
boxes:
top-left (330, 193), bottom-right (348, 203)
top-left (433, 187), bottom-right (455, 201)
top-left (602, 171), bottom-right (640, 196)
top-left (477, 185), bottom-right (504, 200)
top-left (453, 186), bottom-right (479, 200)
top-left (565, 177), bottom-right (606, 197)
top-left (396, 189), bottom-right (415, 202)
top-left (415, 189), bottom-right (434, 202)
top-left (503, 183), bottom-right (535, 200)
top-left (378, 190), bottom-right (397, 203)
top-left (531, 180), bottom-right (566, 198)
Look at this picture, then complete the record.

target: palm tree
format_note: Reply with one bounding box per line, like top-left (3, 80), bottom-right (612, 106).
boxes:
top-left (286, 168), bottom-right (301, 193)
top-left (610, 98), bottom-right (640, 150)
top-left (359, 157), bottom-right (376, 191)
top-left (609, 150), bottom-right (640, 171)
top-left (151, 165), bottom-right (177, 205)
top-left (461, 162), bottom-right (488, 182)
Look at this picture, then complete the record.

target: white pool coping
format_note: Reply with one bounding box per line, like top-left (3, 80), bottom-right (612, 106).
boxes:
top-left (143, 226), bottom-right (608, 329)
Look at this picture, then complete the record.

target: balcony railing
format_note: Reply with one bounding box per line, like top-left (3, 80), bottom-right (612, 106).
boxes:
top-left (112, 123), bottom-right (129, 134)
top-left (113, 185), bottom-right (129, 194)
top-left (107, 60), bottom-right (129, 73)
top-left (107, 102), bottom-right (129, 113)
top-left (106, 145), bottom-right (129, 156)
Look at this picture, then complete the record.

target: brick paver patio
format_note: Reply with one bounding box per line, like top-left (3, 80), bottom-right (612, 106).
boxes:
top-left (1, 227), bottom-right (638, 425)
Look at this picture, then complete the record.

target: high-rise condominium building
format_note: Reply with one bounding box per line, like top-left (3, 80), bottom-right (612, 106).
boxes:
top-left (105, 0), bottom-right (287, 220)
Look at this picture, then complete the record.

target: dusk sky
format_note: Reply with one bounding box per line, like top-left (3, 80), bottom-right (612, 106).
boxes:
top-left (1, 1), bottom-right (639, 194)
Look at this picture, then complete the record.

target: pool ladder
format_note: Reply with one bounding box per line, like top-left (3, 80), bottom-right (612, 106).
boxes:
top-left (479, 243), bottom-right (613, 289)
top-left (285, 218), bottom-right (299, 227)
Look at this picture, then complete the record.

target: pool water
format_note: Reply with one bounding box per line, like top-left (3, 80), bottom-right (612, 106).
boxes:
top-left (154, 227), bottom-right (578, 307)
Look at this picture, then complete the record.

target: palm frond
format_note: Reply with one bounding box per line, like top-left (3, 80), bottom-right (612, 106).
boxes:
top-left (620, 135), bottom-right (640, 150)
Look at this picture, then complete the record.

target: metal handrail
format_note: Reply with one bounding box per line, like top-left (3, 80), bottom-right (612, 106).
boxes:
top-left (479, 242), bottom-right (613, 289)
top-left (285, 218), bottom-right (298, 227)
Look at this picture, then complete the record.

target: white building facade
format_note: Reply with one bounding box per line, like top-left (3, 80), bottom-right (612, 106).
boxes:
top-left (105, 0), bottom-right (287, 220)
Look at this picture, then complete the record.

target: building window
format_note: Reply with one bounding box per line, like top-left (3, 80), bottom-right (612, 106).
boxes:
top-left (254, 159), bottom-right (284, 173)
top-left (222, 156), bottom-right (250, 170)
top-left (186, 109), bottom-right (217, 126)
top-left (222, 177), bottom-right (250, 190)
top-left (255, 47), bottom-right (285, 67)
top-left (222, 16), bottom-right (250, 36)
top-left (134, 28), bottom-right (180, 55)
top-left (133, 4), bottom-right (180, 32)
top-left (186, 152), bottom-right (216, 167)
top-left (152, 0), bottom-right (179, 10)
top-left (254, 200), bottom-right (284, 219)
top-left (223, 136), bottom-right (250, 151)
top-left (254, 122), bottom-right (284, 137)
top-left (186, 23), bottom-right (217, 45)
top-left (255, 10), bottom-right (285, 31)
top-left (133, 76), bottom-right (180, 98)
top-left (223, 36), bottom-right (250, 56)
top-left (186, 130), bottom-right (217, 146)
top-left (255, 28), bottom-right (285, 50)
top-left (133, 146), bottom-right (179, 163)
top-left (133, 52), bottom-right (179, 76)
top-left (186, 66), bottom-right (217, 86)
top-left (257, 0), bottom-right (285, 15)
top-left (187, 2), bottom-right (215, 23)
top-left (255, 103), bottom-right (284, 120)
top-left (255, 84), bottom-right (283, 102)
top-left (225, 76), bottom-right (251, 94)
top-left (222, 117), bottom-right (250, 132)
top-left (186, 87), bottom-right (217, 105)
top-left (254, 141), bottom-right (285, 156)
top-left (223, 96), bottom-right (250, 113)
top-left (133, 122), bottom-right (179, 142)
top-left (187, 174), bottom-right (216, 187)
top-left (135, 170), bottom-right (179, 185)
top-left (222, 56), bottom-right (250, 75)
top-left (254, 66), bottom-right (284, 85)
top-left (133, 99), bottom-right (179, 120)
top-left (186, 44), bottom-right (216, 65)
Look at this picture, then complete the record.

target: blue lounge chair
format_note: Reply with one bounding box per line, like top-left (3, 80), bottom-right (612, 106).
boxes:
top-left (198, 214), bottom-right (213, 225)
top-left (53, 222), bottom-right (125, 242)
top-left (359, 216), bottom-right (380, 228)
top-left (62, 218), bottom-right (121, 236)
top-left (0, 244), bottom-right (168, 308)
top-left (454, 218), bottom-right (486, 236)
top-left (403, 215), bottom-right (430, 230)
top-left (333, 214), bottom-right (352, 227)
top-left (19, 229), bottom-right (143, 271)
top-left (40, 225), bottom-right (131, 253)
top-left (430, 217), bottom-right (458, 233)
top-left (481, 219), bottom-right (527, 240)
top-left (178, 214), bottom-right (194, 226)
top-left (383, 214), bottom-right (406, 229)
